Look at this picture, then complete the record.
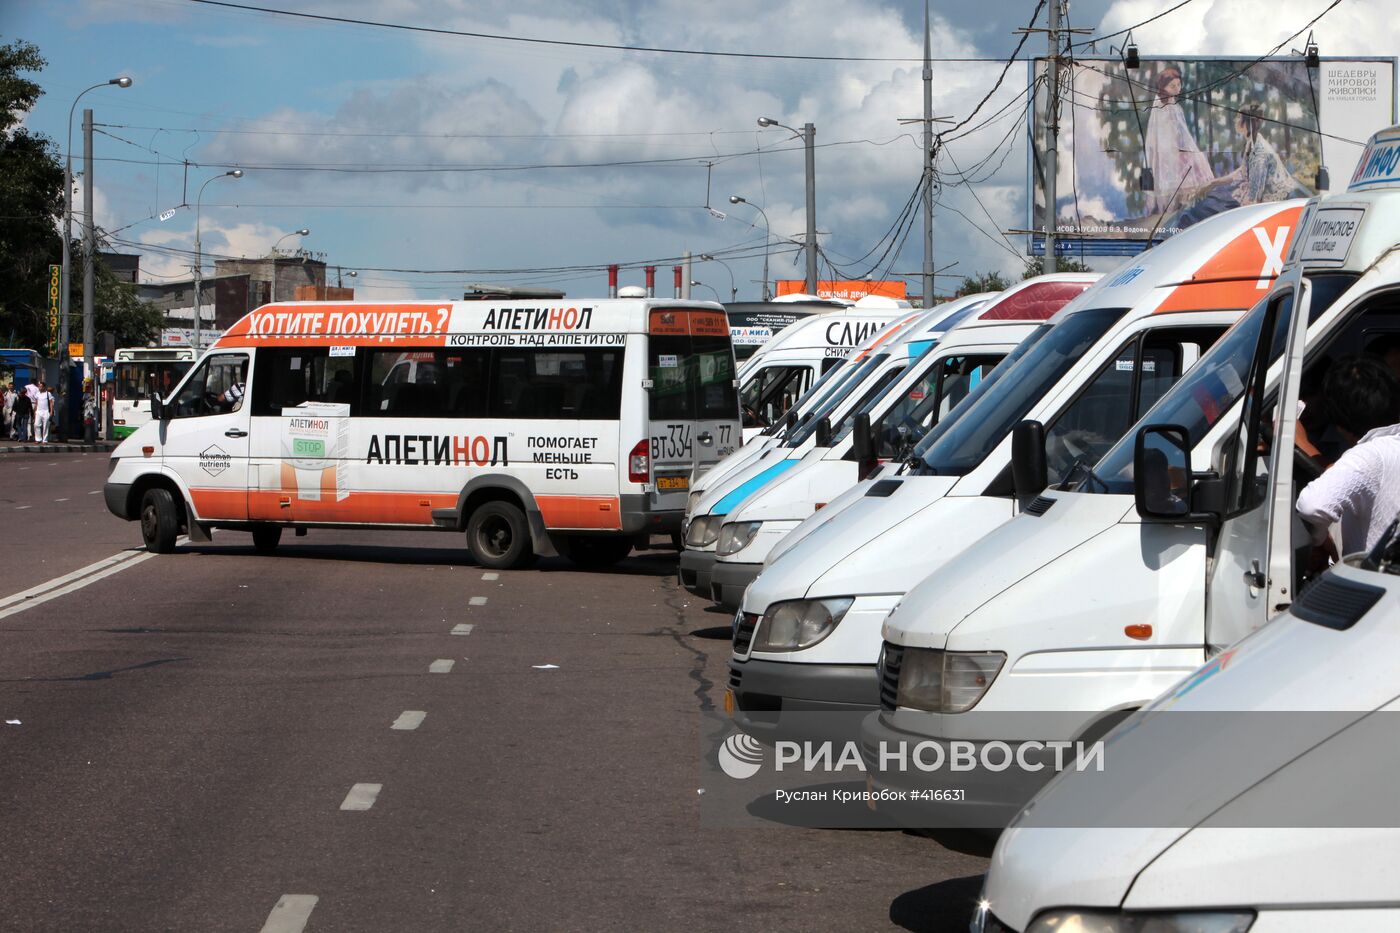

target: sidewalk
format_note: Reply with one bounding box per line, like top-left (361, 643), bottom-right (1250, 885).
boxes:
top-left (0, 437), bottom-right (118, 455)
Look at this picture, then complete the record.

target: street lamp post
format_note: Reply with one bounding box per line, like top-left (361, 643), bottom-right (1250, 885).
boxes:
top-left (690, 280), bottom-right (720, 302)
top-left (60, 75), bottom-right (131, 438)
top-left (698, 254), bottom-right (737, 302)
top-left (193, 169), bottom-right (243, 352)
top-left (270, 228), bottom-right (309, 303)
top-left (335, 267), bottom-right (357, 289)
top-left (728, 195), bottom-right (772, 300)
top-left (757, 117), bottom-right (818, 295)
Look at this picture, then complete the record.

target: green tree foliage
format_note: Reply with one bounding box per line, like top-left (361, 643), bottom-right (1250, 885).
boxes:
top-left (93, 258), bottom-right (162, 346)
top-left (954, 270), bottom-right (1011, 297)
top-left (1022, 256), bottom-right (1094, 278)
top-left (0, 39), bottom-right (63, 350)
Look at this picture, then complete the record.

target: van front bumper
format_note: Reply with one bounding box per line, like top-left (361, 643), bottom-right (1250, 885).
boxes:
top-left (710, 560), bottom-right (761, 611)
top-left (727, 658), bottom-right (879, 743)
top-left (678, 548), bottom-right (716, 596)
top-left (104, 481), bottom-right (133, 520)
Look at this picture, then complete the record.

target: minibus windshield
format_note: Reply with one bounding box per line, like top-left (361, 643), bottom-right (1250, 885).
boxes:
top-left (831, 341), bottom-right (941, 443)
top-left (911, 307), bottom-right (1128, 476)
top-left (764, 360), bottom-right (847, 437)
top-left (1089, 272), bottom-right (1359, 494)
top-left (786, 353), bottom-right (887, 447)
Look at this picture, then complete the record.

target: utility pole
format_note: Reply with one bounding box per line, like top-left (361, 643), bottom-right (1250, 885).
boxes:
top-left (1044, 0), bottom-right (1061, 274)
top-left (921, 0), bottom-right (934, 306)
top-left (803, 123), bottom-right (818, 295)
top-left (82, 108), bottom-right (97, 440)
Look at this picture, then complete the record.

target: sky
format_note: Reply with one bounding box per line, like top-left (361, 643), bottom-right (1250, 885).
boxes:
top-left (3, 0), bottom-right (1396, 304)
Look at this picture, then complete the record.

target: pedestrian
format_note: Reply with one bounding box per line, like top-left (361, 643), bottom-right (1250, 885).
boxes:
top-left (33, 381), bottom-right (55, 445)
top-left (11, 384), bottom-right (32, 442)
top-left (1296, 355), bottom-right (1400, 557)
top-left (2, 383), bottom-right (14, 439)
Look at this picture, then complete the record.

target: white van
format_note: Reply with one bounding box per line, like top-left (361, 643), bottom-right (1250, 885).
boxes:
top-left (707, 293), bottom-right (1069, 610)
top-left (736, 308), bottom-right (901, 440)
top-left (679, 295), bottom-right (1027, 598)
top-left (728, 201), bottom-right (1305, 733)
top-left (976, 539), bottom-right (1400, 933)
top-left (724, 299), bottom-right (847, 365)
top-left (866, 137), bottom-right (1400, 822)
top-left (104, 299), bottom-right (740, 568)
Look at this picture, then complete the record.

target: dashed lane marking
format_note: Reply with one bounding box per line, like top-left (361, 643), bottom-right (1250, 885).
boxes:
top-left (469, 596), bottom-right (488, 606)
top-left (340, 783), bottom-right (382, 811)
top-left (482, 572), bottom-right (499, 581)
top-left (451, 623), bottom-right (474, 636)
top-left (54, 498), bottom-right (69, 502)
top-left (391, 711), bottom-right (426, 731)
top-left (429, 659), bottom-right (455, 673)
top-left (258, 894), bottom-right (319, 933)
top-left (14, 505), bottom-right (31, 510)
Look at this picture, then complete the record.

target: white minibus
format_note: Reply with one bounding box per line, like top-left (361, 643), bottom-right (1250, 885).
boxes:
top-left (729, 200), bottom-right (1304, 734)
top-left (866, 133), bottom-right (1400, 823)
top-left (105, 298), bottom-right (740, 568)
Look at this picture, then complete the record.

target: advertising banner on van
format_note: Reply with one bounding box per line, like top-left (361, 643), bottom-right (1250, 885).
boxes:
top-left (775, 280), bottom-right (907, 301)
top-left (1029, 56), bottom-right (1397, 256)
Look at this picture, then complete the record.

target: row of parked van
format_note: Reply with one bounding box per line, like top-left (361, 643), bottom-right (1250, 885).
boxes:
top-left (688, 126), bottom-right (1400, 931)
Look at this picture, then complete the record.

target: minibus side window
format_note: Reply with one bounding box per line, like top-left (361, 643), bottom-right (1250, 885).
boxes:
top-left (170, 353), bottom-right (248, 418)
top-left (253, 348), bottom-right (358, 416)
top-left (488, 348), bottom-right (623, 420)
top-left (361, 349), bottom-right (491, 418)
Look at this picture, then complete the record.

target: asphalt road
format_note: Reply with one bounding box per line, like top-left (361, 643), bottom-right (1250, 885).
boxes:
top-left (0, 453), bottom-right (988, 932)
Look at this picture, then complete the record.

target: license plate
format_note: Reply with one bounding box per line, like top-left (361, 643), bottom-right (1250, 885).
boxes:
top-left (657, 475), bottom-right (689, 491)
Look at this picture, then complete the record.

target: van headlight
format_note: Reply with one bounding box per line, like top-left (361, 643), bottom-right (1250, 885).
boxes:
top-left (684, 514), bottom-right (724, 548)
top-left (717, 521), bottom-right (762, 557)
top-left (753, 597), bottom-right (853, 652)
top-left (1025, 910), bottom-right (1254, 932)
top-left (896, 648), bottom-right (1006, 712)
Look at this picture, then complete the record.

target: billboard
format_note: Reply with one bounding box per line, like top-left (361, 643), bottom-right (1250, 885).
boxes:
top-left (775, 280), bottom-right (908, 301)
top-left (1030, 57), bottom-right (1397, 255)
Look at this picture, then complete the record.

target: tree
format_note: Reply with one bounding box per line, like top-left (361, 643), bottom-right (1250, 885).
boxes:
top-left (0, 39), bottom-right (63, 351)
top-left (1022, 256), bottom-right (1094, 278)
top-left (954, 270), bottom-right (1011, 297)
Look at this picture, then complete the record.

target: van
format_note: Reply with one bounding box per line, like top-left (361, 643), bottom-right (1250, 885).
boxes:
top-left (679, 296), bottom-right (1014, 598)
top-left (976, 535), bottom-right (1400, 933)
top-left (865, 132), bottom-right (1400, 824)
top-left (706, 290), bottom-right (1072, 610)
top-left (735, 308), bottom-right (902, 440)
top-left (728, 201), bottom-right (1304, 736)
top-left (104, 298), bottom-right (740, 569)
top-left (724, 299), bottom-right (848, 364)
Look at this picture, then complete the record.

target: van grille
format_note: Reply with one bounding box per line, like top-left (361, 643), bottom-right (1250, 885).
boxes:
top-left (1024, 495), bottom-right (1056, 516)
top-left (1291, 575), bottom-right (1384, 631)
top-left (878, 642), bottom-right (904, 711)
top-left (733, 613), bottom-right (759, 655)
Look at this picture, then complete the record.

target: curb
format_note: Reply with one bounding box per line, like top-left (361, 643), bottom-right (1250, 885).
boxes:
top-left (0, 442), bottom-right (117, 455)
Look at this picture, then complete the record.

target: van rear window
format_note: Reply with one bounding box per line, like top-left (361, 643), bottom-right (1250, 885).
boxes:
top-left (649, 335), bottom-right (738, 421)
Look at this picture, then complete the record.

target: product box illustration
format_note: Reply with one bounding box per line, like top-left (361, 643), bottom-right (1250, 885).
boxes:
top-left (280, 401), bottom-right (351, 502)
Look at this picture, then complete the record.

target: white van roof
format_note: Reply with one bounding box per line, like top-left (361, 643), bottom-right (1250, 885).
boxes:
top-left (950, 274), bottom-right (1100, 332)
top-left (738, 309), bottom-right (902, 357)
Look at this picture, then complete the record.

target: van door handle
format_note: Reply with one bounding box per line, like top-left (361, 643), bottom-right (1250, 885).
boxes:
top-left (224, 428), bottom-right (248, 438)
top-left (697, 432), bottom-right (713, 445)
top-left (1243, 560), bottom-right (1266, 590)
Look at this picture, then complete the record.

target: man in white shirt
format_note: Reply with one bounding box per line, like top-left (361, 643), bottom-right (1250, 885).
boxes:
top-left (1297, 356), bottom-right (1400, 556)
top-left (32, 381), bottom-right (55, 445)
top-left (2, 384), bottom-right (14, 439)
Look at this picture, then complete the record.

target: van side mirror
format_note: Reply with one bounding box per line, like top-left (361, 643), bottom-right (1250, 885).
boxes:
top-left (1134, 425), bottom-right (1192, 519)
top-left (814, 416), bottom-right (832, 447)
top-left (150, 392), bottom-right (165, 421)
top-left (851, 413), bottom-right (874, 466)
top-left (1010, 420), bottom-right (1047, 498)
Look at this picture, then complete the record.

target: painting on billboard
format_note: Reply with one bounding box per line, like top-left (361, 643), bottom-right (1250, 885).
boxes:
top-left (1031, 57), bottom-right (1396, 253)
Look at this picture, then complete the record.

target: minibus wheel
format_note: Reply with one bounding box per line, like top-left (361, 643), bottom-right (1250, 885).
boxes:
top-left (560, 535), bottom-right (632, 569)
top-left (251, 524), bottom-right (282, 554)
top-left (140, 488), bottom-right (179, 554)
top-left (467, 500), bottom-right (535, 569)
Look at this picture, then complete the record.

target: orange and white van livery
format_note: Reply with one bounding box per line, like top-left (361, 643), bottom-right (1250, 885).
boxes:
top-left (103, 298), bottom-right (741, 569)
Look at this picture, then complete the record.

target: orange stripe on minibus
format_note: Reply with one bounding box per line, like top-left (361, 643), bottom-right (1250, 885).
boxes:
top-left (536, 495), bottom-right (623, 530)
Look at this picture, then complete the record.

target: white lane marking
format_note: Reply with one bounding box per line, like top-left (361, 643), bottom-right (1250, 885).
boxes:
top-left (0, 549), bottom-right (149, 613)
top-left (482, 572), bottom-right (499, 581)
top-left (54, 498), bottom-right (69, 502)
top-left (469, 596), bottom-right (488, 606)
top-left (429, 659), bottom-right (455, 673)
top-left (0, 553), bottom-right (157, 621)
top-left (258, 894), bottom-right (319, 933)
top-left (451, 623), bottom-right (474, 636)
top-left (340, 783), bottom-right (382, 811)
top-left (14, 505), bottom-right (30, 510)
top-left (391, 711), bottom-right (426, 731)
top-left (88, 490), bottom-right (101, 495)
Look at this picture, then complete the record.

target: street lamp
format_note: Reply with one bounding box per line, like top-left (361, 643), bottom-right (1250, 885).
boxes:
top-left (271, 228), bottom-right (309, 304)
top-left (690, 280), bottom-right (720, 302)
top-left (757, 116), bottom-right (818, 295)
top-left (699, 254), bottom-right (738, 302)
top-left (193, 169), bottom-right (243, 352)
top-left (729, 195), bottom-right (772, 301)
top-left (336, 267), bottom-right (358, 289)
top-left (59, 75), bottom-right (131, 438)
